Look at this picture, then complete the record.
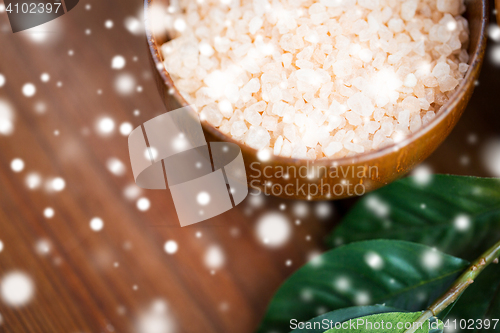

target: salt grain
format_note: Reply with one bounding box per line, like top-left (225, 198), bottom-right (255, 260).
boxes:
top-left (249, 17), bottom-right (263, 34)
top-left (324, 141), bottom-right (342, 157)
top-left (218, 99), bottom-right (233, 118)
top-left (438, 75), bottom-right (459, 92)
top-left (358, 49), bottom-right (373, 63)
top-left (432, 62), bottom-right (451, 78)
top-left (200, 104), bottom-right (223, 126)
top-left (231, 121), bottom-right (248, 136)
top-left (160, 0), bottom-right (469, 159)
top-left (458, 63), bottom-right (469, 73)
top-left (274, 135), bottom-right (284, 155)
top-left (348, 93), bottom-right (374, 117)
top-left (199, 42), bottom-right (215, 56)
top-left (245, 125), bottom-right (270, 150)
top-left (404, 74), bottom-right (417, 88)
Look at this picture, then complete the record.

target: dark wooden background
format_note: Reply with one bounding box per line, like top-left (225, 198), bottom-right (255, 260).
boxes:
top-left (0, 1), bottom-right (499, 332)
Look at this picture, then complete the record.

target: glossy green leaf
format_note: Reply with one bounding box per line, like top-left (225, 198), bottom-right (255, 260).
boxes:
top-left (290, 305), bottom-right (401, 333)
top-left (445, 265), bottom-right (500, 332)
top-left (323, 312), bottom-right (443, 333)
top-left (327, 176), bottom-right (500, 261)
top-left (324, 175), bottom-right (500, 330)
top-left (257, 240), bottom-right (468, 333)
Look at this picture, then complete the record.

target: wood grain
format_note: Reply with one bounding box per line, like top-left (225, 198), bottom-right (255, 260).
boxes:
top-left (0, 2), bottom-right (498, 333)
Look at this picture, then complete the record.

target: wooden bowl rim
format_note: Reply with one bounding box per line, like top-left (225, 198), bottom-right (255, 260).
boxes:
top-left (144, 0), bottom-right (488, 166)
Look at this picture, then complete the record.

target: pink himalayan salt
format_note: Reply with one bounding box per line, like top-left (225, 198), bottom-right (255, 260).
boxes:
top-left (161, 0), bottom-right (469, 160)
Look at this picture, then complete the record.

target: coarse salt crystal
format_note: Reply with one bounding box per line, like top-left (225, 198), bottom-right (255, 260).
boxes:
top-left (282, 105), bottom-right (295, 123)
top-left (358, 49), bottom-right (373, 63)
top-left (319, 0), bottom-right (343, 7)
top-left (218, 99), bottom-right (233, 117)
top-left (364, 121), bottom-right (380, 134)
top-left (344, 142), bottom-right (364, 153)
top-left (199, 42), bottom-right (215, 56)
top-left (274, 135), bottom-right (284, 155)
top-left (280, 139), bottom-right (292, 157)
top-left (161, 0), bottom-right (469, 160)
top-left (458, 63), bottom-right (469, 73)
top-left (422, 111), bottom-right (436, 125)
top-left (438, 75), bottom-right (459, 92)
top-left (347, 92), bottom-right (374, 117)
top-left (302, 128), bottom-right (320, 148)
top-left (345, 111), bottom-right (362, 126)
top-left (245, 125), bottom-right (270, 150)
top-left (291, 141), bottom-right (307, 159)
top-left (404, 73), bottom-right (417, 87)
top-left (388, 18), bottom-right (404, 33)
top-left (249, 17), bottom-right (263, 34)
top-left (402, 96), bottom-right (420, 114)
top-left (200, 104), bottom-right (223, 126)
top-left (418, 97), bottom-right (431, 110)
top-left (282, 53), bottom-right (293, 68)
top-left (437, 0), bottom-right (461, 16)
top-left (397, 110), bottom-right (410, 128)
top-left (410, 113), bottom-right (422, 132)
top-left (401, 0), bottom-right (418, 21)
top-left (324, 141), bottom-right (343, 157)
top-left (432, 62), bottom-right (451, 78)
top-left (231, 120), bottom-right (248, 136)
top-left (262, 115), bottom-right (278, 131)
top-left (244, 108), bottom-right (262, 126)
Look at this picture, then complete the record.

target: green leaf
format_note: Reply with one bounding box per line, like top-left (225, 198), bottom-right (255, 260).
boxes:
top-left (327, 176), bottom-right (500, 261)
top-left (257, 240), bottom-right (468, 333)
top-left (323, 175), bottom-right (500, 331)
top-left (322, 312), bottom-right (443, 333)
top-left (445, 265), bottom-right (500, 332)
top-left (290, 305), bottom-right (401, 333)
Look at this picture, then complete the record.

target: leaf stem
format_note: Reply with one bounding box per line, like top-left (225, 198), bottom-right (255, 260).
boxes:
top-left (404, 240), bottom-right (500, 333)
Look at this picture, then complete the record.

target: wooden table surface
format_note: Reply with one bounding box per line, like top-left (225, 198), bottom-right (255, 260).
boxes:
top-left (0, 2), bottom-right (499, 332)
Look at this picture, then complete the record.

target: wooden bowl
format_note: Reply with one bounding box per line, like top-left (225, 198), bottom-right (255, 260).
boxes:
top-left (145, 0), bottom-right (488, 200)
